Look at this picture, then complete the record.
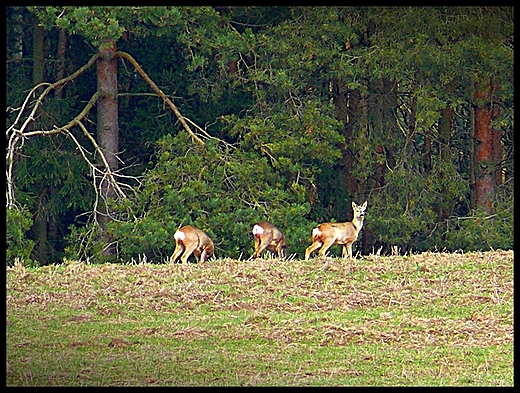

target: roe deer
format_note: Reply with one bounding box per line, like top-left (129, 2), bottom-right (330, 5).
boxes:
top-left (305, 201), bottom-right (367, 260)
top-left (170, 225), bottom-right (214, 264)
top-left (252, 221), bottom-right (286, 259)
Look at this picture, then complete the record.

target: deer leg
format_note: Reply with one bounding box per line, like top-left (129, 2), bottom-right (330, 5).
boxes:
top-left (276, 243), bottom-right (285, 259)
top-left (342, 245), bottom-right (348, 258)
top-left (181, 242), bottom-right (198, 264)
top-left (254, 239), bottom-right (268, 259)
top-left (318, 239), bottom-right (337, 258)
top-left (170, 243), bottom-right (185, 264)
top-left (305, 241), bottom-right (323, 260)
top-left (346, 242), bottom-right (353, 258)
top-left (253, 237), bottom-right (259, 258)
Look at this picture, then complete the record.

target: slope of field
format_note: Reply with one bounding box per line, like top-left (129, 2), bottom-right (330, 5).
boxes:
top-left (6, 250), bottom-right (513, 386)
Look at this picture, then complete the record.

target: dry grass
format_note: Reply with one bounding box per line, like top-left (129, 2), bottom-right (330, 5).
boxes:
top-left (6, 250), bottom-right (514, 386)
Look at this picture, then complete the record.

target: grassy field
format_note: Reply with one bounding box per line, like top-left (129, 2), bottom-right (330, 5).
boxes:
top-left (6, 250), bottom-right (513, 386)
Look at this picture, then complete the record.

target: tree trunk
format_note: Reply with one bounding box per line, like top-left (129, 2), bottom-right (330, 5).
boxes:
top-left (54, 28), bottom-right (67, 99)
top-left (96, 42), bottom-right (119, 256)
top-left (32, 24), bottom-right (45, 84)
top-left (29, 20), bottom-right (50, 265)
top-left (370, 78), bottom-right (397, 188)
top-left (359, 78), bottom-right (397, 254)
top-left (332, 80), bottom-right (359, 198)
top-left (473, 83), bottom-right (499, 215)
top-left (490, 116), bottom-right (503, 187)
top-left (344, 87), bottom-right (362, 197)
top-left (435, 105), bottom-right (455, 219)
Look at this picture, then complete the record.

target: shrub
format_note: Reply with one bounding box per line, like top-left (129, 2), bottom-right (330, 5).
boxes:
top-left (6, 206), bottom-right (35, 267)
top-left (66, 132), bottom-right (316, 262)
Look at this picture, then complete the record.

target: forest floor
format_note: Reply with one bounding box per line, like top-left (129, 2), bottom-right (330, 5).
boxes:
top-left (6, 250), bottom-right (514, 386)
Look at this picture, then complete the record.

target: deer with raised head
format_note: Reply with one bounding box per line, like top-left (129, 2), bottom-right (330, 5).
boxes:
top-left (305, 201), bottom-right (367, 260)
top-left (252, 221), bottom-right (286, 259)
top-left (170, 225), bottom-right (214, 264)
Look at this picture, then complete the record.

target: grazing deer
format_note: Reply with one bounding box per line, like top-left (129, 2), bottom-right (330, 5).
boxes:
top-left (305, 201), bottom-right (367, 260)
top-left (252, 221), bottom-right (286, 259)
top-left (170, 225), bottom-right (214, 264)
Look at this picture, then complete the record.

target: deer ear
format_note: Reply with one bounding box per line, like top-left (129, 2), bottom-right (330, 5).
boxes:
top-left (362, 201), bottom-right (367, 209)
top-left (352, 201), bottom-right (357, 208)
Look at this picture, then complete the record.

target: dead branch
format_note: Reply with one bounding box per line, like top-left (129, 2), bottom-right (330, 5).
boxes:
top-left (74, 121), bottom-right (135, 196)
top-left (116, 50), bottom-right (206, 146)
top-left (5, 54), bottom-right (133, 212)
top-left (6, 49), bottom-right (211, 215)
top-left (7, 53), bottom-right (100, 138)
top-left (183, 116), bottom-right (236, 151)
top-left (6, 90), bottom-right (134, 212)
top-left (26, 91), bottom-right (101, 138)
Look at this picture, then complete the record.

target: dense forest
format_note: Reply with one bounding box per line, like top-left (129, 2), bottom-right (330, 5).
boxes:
top-left (6, 6), bottom-right (514, 266)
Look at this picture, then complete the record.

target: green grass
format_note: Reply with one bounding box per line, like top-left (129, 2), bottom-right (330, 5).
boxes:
top-left (6, 250), bottom-right (513, 386)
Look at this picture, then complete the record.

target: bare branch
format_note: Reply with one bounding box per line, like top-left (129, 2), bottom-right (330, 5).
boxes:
top-left (183, 116), bottom-right (236, 151)
top-left (24, 91), bottom-right (101, 138)
top-left (116, 50), bottom-right (206, 146)
top-left (6, 49), bottom-right (202, 219)
top-left (6, 82), bottom-right (51, 136)
top-left (5, 54), bottom-right (132, 211)
top-left (8, 53), bottom-right (100, 137)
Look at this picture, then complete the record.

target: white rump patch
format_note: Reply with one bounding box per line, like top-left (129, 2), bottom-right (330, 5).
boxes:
top-left (312, 227), bottom-right (321, 238)
top-left (174, 230), bottom-right (186, 241)
top-left (252, 224), bottom-right (264, 235)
